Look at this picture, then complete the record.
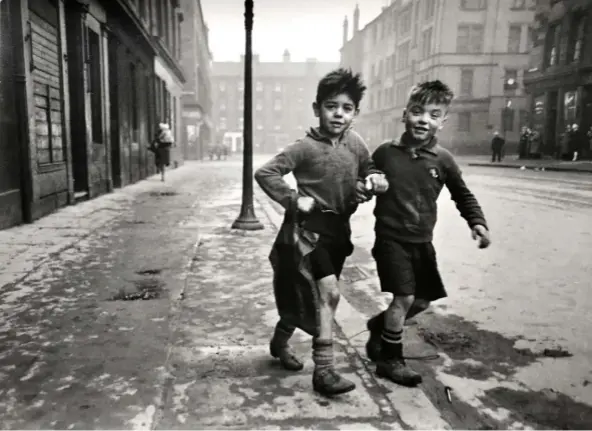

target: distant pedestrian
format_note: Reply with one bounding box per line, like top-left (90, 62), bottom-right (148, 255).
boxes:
top-left (529, 130), bottom-right (542, 159)
top-left (587, 126), bottom-right (592, 159)
top-left (364, 80), bottom-right (490, 387)
top-left (255, 68), bottom-right (388, 397)
top-left (570, 124), bottom-right (586, 161)
top-left (519, 127), bottom-right (530, 159)
top-left (149, 123), bottom-right (174, 181)
top-left (560, 125), bottom-right (572, 160)
top-left (491, 131), bottom-right (505, 162)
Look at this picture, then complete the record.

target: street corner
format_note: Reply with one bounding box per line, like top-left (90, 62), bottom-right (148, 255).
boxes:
top-left (156, 338), bottom-right (402, 430)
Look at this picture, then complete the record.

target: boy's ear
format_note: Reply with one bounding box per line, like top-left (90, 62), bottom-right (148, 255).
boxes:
top-left (312, 102), bottom-right (320, 118)
top-left (439, 112), bottom-right (449, 130)
top-left (401, 108), bottom-right (407, 123)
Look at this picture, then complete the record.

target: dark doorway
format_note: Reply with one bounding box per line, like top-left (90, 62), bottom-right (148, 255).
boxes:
top-left (545, 91), bottom-right (558, 155)
top-left (0, 0), bottom-right (24, 228)
top-left (108, 36), bottom-right (121, 188)
top-left (64, 8), bottom-right (89, 199)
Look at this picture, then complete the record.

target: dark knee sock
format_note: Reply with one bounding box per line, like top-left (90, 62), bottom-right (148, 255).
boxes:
top-left (368, 311), bottom-right (386, 331)
top-left (312, 338), bottom-right (333, 371)
top-left (271, 320), bottom-right (295, 348)
top-left (381, 328), bottom-right (403, 360)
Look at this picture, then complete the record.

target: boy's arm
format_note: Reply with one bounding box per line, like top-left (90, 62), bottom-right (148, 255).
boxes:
top-left (356, 137), bottom-right (384, 180)
top-left (443, 155), bottom-right (488, 229)
top-left (254, 142), bottom-right (307, 211)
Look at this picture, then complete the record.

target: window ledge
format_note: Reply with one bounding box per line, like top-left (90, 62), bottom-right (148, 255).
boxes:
top-left (38, 162), bottom-right (66, 173)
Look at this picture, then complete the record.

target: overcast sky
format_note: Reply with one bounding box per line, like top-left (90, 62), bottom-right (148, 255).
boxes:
top-left (201, 0), bottom-right (389, 62)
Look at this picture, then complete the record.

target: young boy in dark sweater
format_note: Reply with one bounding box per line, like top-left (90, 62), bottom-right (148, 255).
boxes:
top-left (255, 69), bottom-right (388, 396)
top-left (365, 80), bottom-right (491, 386)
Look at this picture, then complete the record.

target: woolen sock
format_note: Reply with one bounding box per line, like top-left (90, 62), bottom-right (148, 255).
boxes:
top-left (381, 328), bottom-right (403, 360)
top-left (312, 338), bottom-right (333, 371)
top-left (271, 320), bottom-right (295, 348)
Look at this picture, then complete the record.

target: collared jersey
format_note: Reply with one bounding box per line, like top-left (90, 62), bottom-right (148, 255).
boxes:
top-left (255, 127), bottom-right (377, 216)
top-left (371, 135), bottom-right (487, 243)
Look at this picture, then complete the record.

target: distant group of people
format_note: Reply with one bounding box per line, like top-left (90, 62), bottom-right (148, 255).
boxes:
top-left (559, 124), bottom-right (591, 161)
top-left (514, 124), bottom-right (592, 162)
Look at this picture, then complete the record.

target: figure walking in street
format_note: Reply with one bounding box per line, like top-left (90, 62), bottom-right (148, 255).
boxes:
top-left (255, 68), bottom-right (388, 397)
top-left (559, 125), bottom-right (572, 160)
top-left (149, 123), bottom-right (174, 181)
top-left (570, 123), bottom-right (586, 161)
top-left (363, 81), bottom-right (491, 387)
top-left (491, 131), bottom-right (505, 162)
top-left (518, 126), bottom-right (530, 159)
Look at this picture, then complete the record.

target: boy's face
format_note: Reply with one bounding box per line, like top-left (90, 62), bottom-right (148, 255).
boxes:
top-left (313, 93), bottom-right (359, 138)
top-left (402, 101), bottom-right (448, 143)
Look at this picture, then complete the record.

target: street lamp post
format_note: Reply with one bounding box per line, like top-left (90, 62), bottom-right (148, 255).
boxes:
top-left (232, 0), bottom-right (264, 230)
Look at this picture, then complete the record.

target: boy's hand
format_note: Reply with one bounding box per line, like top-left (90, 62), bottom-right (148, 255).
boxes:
top-left (365, 174), bottom-right (389, 194)
top-left (355, 181), bottom-right (373, 203)
top-left (297, 196), bottom-right (315, 213)
top-left (471, 225), bottom-right (491, 249)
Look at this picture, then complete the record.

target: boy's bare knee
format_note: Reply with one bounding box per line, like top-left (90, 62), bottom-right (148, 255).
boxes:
top-left (414, 299), bottom-right (430, 310)
top-left (391, 295), bottom-right (415, 311)
top-left (317, 276), bottom-right (340, 308)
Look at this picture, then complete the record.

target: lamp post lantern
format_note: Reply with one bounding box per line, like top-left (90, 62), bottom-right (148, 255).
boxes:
top-left (232, 0), bottom-right (264, 230)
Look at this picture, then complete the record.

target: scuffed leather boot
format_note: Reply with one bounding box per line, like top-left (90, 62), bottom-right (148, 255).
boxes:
top-left (270, 342), bottom-right (304, 371)
top-left (313, 368), bottom-right (356, 396)
top-left (376, 359), bottom-right (423, 387)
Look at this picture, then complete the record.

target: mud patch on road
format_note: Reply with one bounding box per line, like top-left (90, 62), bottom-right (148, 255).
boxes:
top-left (417, 313), bottom-right (539, 379)
top-left (110, 278), bottom-right (166, 301)
top-left (483, 386), bottom-right (592, 430)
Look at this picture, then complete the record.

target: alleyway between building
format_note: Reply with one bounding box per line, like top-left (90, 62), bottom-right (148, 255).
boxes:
top-left (1, 158), bottom-right (591, 429)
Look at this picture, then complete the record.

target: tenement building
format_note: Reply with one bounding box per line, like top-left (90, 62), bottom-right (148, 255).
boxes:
top-left (211, 51), bottom-right (338, 154)
top-left (340, 0), bottom-right (536, 153)
top-left (0, 0), bottom-right (187, 230)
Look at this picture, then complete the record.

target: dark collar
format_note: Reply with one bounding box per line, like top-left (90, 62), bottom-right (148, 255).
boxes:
top-left (391, 132), bottom-right (439, 156)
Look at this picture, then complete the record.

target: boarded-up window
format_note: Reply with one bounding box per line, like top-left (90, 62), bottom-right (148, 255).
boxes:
top-left (29, 7), bottom-right (64, 164)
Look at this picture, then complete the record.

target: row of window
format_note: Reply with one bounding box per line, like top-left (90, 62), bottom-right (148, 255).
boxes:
top-left (219, 99), bottom-right (304, 112)
top-left (366, 66), bottom-right (521, 111)
top-left (545, 15), bottom-right (588, 68)
top-left (457, 109), bottom-right (528, 133)
top-left (218, 81), bottom-right (306, 93)
top-left (131, 0), bottom-right (182, 60)
top-left (369, 22), bottom-right (530, 82)
top-left (368, 0), bottom-right (534, 45)
top-left (460, 0), bottom-right (535, 10)
top-left (217, 119), bottom-right (304, 132)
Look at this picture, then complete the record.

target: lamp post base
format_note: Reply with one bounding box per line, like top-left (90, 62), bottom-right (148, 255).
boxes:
top-left (232, 204), bottom-right (264, 230)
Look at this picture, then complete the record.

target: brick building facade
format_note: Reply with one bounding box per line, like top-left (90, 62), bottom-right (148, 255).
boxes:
top-left (179, 0), bottom-right (212, 161)
top-left (340, 0), bottom-right (536, 154)
top-left (523, 0), bottom-right (592, 157)
top-left (211, 52), bottom-right (338, 154)
top-left (0, 0), bottom-right (186, 230)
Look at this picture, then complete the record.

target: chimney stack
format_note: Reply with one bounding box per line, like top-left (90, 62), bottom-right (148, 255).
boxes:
top-left (342, 15), bottom-right (349, 46)
top-left (353, 4), bottom-right (360, 33)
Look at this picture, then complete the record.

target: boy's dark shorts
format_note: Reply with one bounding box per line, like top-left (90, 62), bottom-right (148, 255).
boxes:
top-left (372, 238), bottom-right (447, 301)
top-left (309, 235), bottom-right (350, 281)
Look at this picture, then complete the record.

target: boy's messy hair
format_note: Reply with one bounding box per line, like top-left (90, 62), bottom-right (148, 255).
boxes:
top-left (316, 68), bottom-right (367, 108)
top-left (407, 80), bottom-right (454, 107)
